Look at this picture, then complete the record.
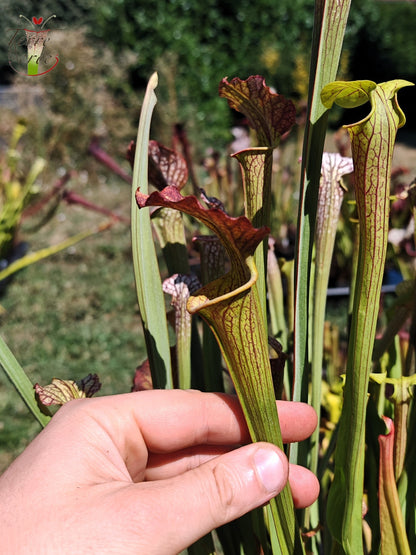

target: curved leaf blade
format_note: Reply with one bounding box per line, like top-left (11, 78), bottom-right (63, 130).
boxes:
top-left (131, 73), bottom-right (173, 389)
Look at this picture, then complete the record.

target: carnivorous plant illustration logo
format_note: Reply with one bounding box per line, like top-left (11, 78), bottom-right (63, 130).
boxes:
top-left (8, 15), bottom-right (59, 76)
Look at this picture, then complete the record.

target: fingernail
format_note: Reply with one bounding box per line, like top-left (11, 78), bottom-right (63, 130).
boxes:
top-left (254, 448), bottom-right (286, 493)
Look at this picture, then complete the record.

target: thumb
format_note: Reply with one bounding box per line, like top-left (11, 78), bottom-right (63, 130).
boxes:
top-left (128, 442), bottom-right (288, 554)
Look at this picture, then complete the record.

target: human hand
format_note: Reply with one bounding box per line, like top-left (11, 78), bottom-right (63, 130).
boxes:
top-left (0, 389), bottom-right (318, 554)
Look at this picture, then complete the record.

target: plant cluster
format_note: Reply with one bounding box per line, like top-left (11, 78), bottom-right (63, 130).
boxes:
top-left (2, 1), bottom-right (416, 554)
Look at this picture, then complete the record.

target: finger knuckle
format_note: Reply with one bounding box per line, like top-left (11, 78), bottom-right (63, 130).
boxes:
top-left (209, 462), bottom-right (241, 523)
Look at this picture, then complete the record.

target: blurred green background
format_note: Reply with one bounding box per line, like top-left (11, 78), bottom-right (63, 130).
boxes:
top-left (1, 0), bottom-right (416, 146)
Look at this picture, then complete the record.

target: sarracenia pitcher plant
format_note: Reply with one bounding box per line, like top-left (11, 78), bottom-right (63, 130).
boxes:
top-left (321, 79), bottom-right (413, 553)
top-left (3, 3), bottom-right (416, 555)
top-left (136, 187), bottom-right (303, 553)
top-left (133, 74), bottom-right (305, 554)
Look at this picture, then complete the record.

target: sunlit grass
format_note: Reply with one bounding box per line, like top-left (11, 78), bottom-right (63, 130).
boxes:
top-left (0, 179), bottom-right (146, 471)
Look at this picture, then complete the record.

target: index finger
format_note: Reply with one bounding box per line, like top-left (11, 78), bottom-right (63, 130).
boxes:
top-left (85, 389), bottom-right (317, 453)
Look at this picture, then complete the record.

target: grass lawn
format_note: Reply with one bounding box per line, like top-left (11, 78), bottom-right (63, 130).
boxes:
top-left (0, 171), bottom-right (147, 472)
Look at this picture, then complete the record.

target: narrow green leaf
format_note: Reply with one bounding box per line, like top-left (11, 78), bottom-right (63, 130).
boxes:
top-left (131, 73), bottom-right (173, 389)
top-left (267, 239), bottom-right (288, 351)
top-left (0, 335), bottom-right (51, 427)
top-left (0, 223), bottom-right (112, 282)
top-left (292, 2), bottom-right (352, 468)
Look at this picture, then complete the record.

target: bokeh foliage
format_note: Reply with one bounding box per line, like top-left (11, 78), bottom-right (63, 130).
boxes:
top-left (1, 0), bottom-right (416, 147)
